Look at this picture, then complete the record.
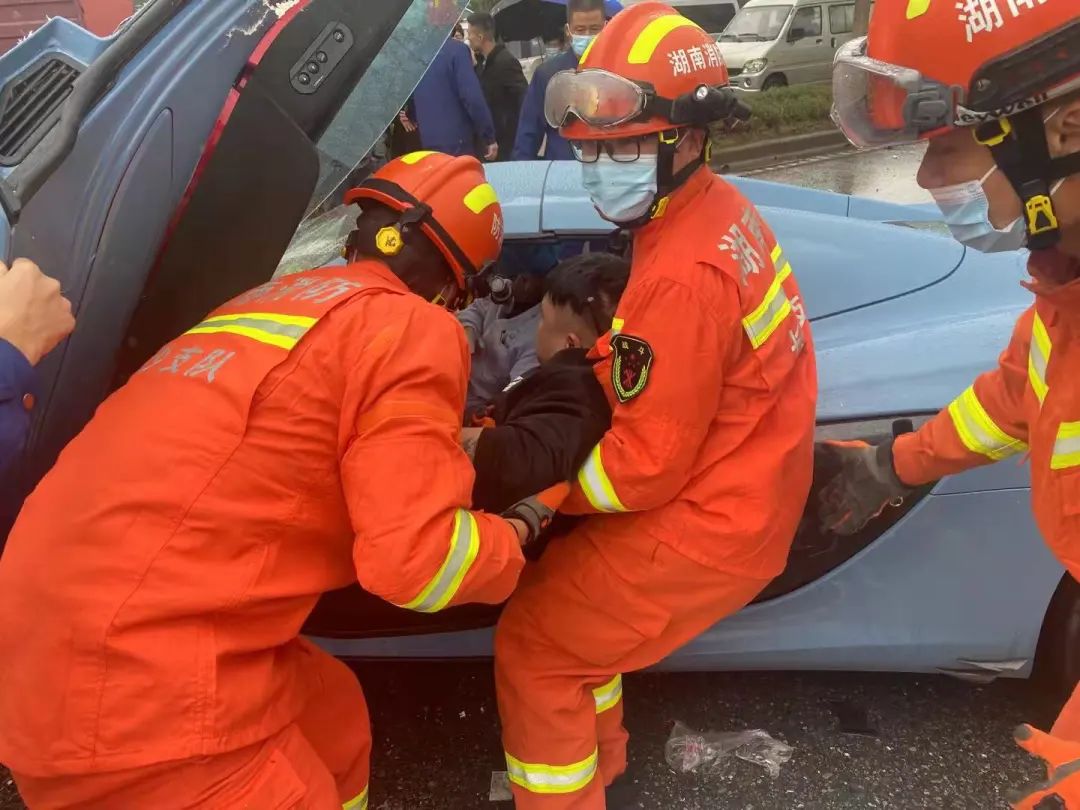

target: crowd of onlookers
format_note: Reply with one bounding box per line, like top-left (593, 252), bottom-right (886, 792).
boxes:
top-left (391, 0), bottom-right (609, 165)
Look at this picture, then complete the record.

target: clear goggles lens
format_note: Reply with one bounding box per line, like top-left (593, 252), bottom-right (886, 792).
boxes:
top-left (544, 69), bottom-right (648, 129)
top-left (832, 37), bottom-right (955, 148)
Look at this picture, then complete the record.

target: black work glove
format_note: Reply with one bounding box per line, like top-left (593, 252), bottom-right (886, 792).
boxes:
top-left (817, 439), bottom-right (912, 536)
top-left (503, 483), bottom-right (571, 546)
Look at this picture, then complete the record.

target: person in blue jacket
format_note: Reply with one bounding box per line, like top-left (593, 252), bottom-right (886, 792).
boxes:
top-left (0, 259), bottom-right (74, 475)
top-left (512, 0), bottom-right (609, 162)
top-left (413, 36), bottom-right (499, 160)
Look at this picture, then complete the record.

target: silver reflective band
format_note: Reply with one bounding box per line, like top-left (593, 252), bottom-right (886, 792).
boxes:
top-left (187, 312), bottom-right (317, 350)
top-left (400, 510), bottom-right (480, 613)
top-left (343, 786), bottom-right (369, 810)
top-left (946, 386), bottom-right (1027, 461)
top-left (742, 275), bottom-right (792, 350)
top-left (505, 749), bottom-right (599, 795)
top-left (1052, 422), bottom-right (1080, 470)
top-left (1029, 312), bottom-right (1051, 404)
top-left (577, 444), bottom-right (627, 513)
top-left (593, 674), bottom-right (623, 714)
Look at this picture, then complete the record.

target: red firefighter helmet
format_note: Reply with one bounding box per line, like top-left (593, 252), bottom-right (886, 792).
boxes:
top-left (344, 151), bottom-right (504, 289)
top-left (545, 1), bottom-right (743, 141)
top-left (833, 0), bottom-right (1080, 148)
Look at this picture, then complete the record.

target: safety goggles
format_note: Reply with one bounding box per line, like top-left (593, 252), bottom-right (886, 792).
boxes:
top-left (545, 69), bottom-right (656, 130)
top-left (832, 37), bottom-right (956, 148)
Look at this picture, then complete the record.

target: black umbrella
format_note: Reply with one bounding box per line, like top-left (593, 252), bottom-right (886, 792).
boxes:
top-left (490, 0), bottom-right (622, 43)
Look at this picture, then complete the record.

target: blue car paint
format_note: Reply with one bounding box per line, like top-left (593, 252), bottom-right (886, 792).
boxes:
top-left (318, 160), bottom-right (1058, 677)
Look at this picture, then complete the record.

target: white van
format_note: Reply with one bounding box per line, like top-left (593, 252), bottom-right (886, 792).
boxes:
top-left (624, 0), bottom-right (742, 35)
top-left (716, 0), bottom-right (864, 92)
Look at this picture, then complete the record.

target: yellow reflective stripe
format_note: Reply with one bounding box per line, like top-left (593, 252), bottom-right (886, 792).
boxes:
top-left (611, 317), bottom-right (625, 335)
top-left (399, 510), bottom-right (480, 613)
top-left (400, 150), bottom-right (436, 164)
top-left (627, 15), bottom-right (700, 64)
top-left (1052, 421), bottom-right (1080, 470)
top-left (946, 386), bottom-right (1027, 461)
top-left (186, 312), bottom-right (318, 350)
top-left (342, 786), bottom-right (369, 810)
top-left (592, 674), bottom-right (623, 714)
top-left (505, 749), bottom-right (598, 795)
top-left (464, 182), bottom-right (499, 214)
top-left (579, 34), bottom-right (598, 66)
top-left (742, 275), bottom-right (792, 350)
top-left (906, 0), bottom-right (932, 19)
top-left (771, 243), bottom-right (792, 283)
top-left (1030, 312), bottom-right (1051, 404)
top-left (577, 444), bottom-right (627, 513)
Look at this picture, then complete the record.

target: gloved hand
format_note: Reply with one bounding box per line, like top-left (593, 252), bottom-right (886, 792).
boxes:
top-left (504, 483), bottom-right (571, 546)
top-left (817, 439), bottom-right (911, 536)
top-left (1011, 725), bottom-right (1080, 809)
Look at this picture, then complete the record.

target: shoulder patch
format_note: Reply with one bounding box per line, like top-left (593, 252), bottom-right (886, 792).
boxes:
top-left (611, 334), bottom-right (653, 404)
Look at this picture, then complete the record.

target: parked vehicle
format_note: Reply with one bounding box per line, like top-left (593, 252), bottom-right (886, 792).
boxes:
top-left (0, 0), bottom-right (1073, 693)
top-left (717, 0), bottom-right (863, 91)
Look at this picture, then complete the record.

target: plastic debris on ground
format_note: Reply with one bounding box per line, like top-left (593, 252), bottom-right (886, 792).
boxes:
top-left (489, 771), bottom-right (513, 801)
top-left (665, 721), bottom-right (793, 779)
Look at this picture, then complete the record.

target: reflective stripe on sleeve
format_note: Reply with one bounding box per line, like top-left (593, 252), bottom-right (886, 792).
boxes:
top-left (399, 510), bottom-right (480, 613)
top-left (946, 385), bottom-right (1027, 461)
top-left (577, 444), bottom-right (627, 513)
top-left (592, 674), bottom-right (623, 714)
top-left (771, 243), bottom-right (792, 283)
top-left (186, 312), bottom-right (317, 350)
top-left (342, 786), bottom-right (369, 810)
top-left (1052, 422), bottom-right (1080, 470)
top-left (742, 274), bottom-right (792, 350)
top-left (1029, 312), bottom-right (1051, 404)
top-left (505, 749), bottom-right (598, 795)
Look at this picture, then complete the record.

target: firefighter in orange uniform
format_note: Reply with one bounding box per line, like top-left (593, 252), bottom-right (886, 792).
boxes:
top-left (492, 5), bottom-right (818, 807)
top-left (0, 152), bottom-right (558, 808)
top-left (819, 3), bottom-right (1080, 807)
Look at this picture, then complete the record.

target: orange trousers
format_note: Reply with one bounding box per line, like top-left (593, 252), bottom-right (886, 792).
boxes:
top-left (494, 526), bottom-right (769, 809)
top-left (13, 648), bottom-right (371, 810)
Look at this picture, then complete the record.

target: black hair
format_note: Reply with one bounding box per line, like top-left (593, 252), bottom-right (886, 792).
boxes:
top-left (452, 23), bottom-right (465, 38)
top-left (567, 0), bottom-right (606, 21)
top-left (347, 201), bottom-right (456, 299)
top-left (467, 12), bottom-right (496, 39)
top-left (544, 252), bottom-right (630, 333)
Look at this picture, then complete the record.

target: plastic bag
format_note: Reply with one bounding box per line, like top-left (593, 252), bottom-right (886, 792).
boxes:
top-left (664, 721), bottom-right (793, 778)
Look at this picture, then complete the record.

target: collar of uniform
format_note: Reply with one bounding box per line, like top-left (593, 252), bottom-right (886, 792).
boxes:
top-left (636, 165), bottom-right (714, 240)
top-left (1023, 249), bottom-right (1080, 324)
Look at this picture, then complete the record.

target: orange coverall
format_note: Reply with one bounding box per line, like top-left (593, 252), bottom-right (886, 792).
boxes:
top-left (891, 249), bottom-right (1080, 746)
top-left (494, 168), bottom-right (819, 808)
top-left (0, 261), bottom-right (524, 808)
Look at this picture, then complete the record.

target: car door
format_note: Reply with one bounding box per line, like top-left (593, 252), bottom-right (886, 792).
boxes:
top-left (0, 0), bottom-right (468, 540)
top-left (781, 3), bottom-right (832, 84)
top-left (825, 1), bottom-right (859, 52)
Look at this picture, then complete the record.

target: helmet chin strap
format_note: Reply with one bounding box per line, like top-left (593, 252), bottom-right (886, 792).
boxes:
top-left (977, 107), bottom-right (1080, 252)
top-left (623, 128), bottom-right (705, 230)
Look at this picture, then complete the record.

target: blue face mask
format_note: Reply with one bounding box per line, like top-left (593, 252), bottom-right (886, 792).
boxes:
top-left (929, 166), bottom-right (1029, 253)
top-left (571, 34), bottom-right (595, 57)
top-left (581, 154), bottom-right (658, 224)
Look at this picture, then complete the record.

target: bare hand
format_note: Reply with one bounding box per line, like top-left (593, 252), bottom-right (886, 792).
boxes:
top-left (484, 142), bottom-right (499, 161)
top-left (0, 259), bottom-right (74, 366)
top-left (398, 110), bottom-right (417, 133)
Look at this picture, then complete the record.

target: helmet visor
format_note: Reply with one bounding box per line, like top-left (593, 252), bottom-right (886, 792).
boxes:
top-left (832, 37), bottom-right (955, 148)
top-left (545, 69), bottom-right (648, 130)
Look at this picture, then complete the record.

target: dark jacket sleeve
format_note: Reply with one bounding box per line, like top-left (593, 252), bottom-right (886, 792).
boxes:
top-left (512, 65), bottom-right (547, 160)
top-left (452, 43), bottom-right (496, 146)
top-left (471, 350), bottom-right (611, 512)
top-left (0, 338), bottom-right (36, 475)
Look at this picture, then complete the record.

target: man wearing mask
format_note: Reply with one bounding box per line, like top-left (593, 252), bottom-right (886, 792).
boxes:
top-left (468, 12), bottom-right (528, 163)
top-left (512, 0), bottom-right (608, 162)
top-left (0, 153), bottom-right (561, 808)
top-left (493, 4), bottom-right (818, 807)
top-left (819, 4), bottom-right (1080, 808)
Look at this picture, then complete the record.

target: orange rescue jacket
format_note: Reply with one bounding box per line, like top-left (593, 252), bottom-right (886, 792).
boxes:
top-left (894, 249), bottom-right (1080, 578)
top-left (563, 168), bottom-right (819, 578)
top-left (0, 261), bottom-right (523, 776)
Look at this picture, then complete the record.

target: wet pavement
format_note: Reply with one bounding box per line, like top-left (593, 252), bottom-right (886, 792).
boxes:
top-left (745, 143), bottom-right (931, 206)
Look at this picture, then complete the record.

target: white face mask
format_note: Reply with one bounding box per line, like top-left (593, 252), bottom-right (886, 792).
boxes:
top-left (581, 154), bottom-right (658, 224)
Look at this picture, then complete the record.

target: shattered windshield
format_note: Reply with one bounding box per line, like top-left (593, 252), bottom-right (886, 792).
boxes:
top-left (277, 0), bottom-right (468, 275)
top-left (718, 5), bottom-right (792, 42)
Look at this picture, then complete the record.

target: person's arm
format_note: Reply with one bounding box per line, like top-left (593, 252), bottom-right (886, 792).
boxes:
top-left (500, 55), bottom-right (529, 148)
top-left (511, 73), bottom-right (545, 161)
top-left (563, 275), bottom-right (732, 515)
top-left (892, 306), bottom-right (1033, 485)
top-left (456, 298), bottom-right (494, 354)
top-left (342, 309), bottom-right (524, 611)
top-left (451, 42), bottom-right (497, 151)
top-left (0, 339), bottom-right (36, 474)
